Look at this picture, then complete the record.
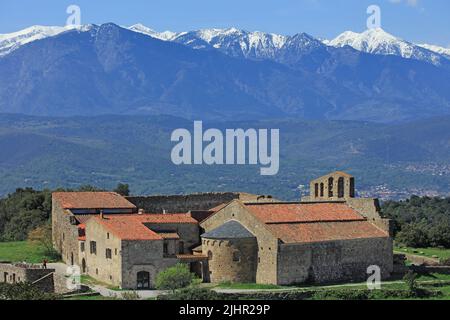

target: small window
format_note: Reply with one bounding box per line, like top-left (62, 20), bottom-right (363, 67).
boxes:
top-left (207, 251), bottom-right (213, 260)
top-left (80, 242), bottom-right (85, 252)
top-left (328, 177), bottom-right (334, 197)
top-left (338, 177), bottom-right (345, 198)
top-left (349, 178), bottom-right (355, 197)
top-left (232, 251), bottom-right (241, 262)
top-left (115, 248), bottom-right (118, 255)
top-left (107, 233), bottom-right (110, 240)
top-left (106, 248), bottom-right (112, 259)
top-left (320, 183), bottom-right (324, 197)
top-left (62, 233), bottom-right (65, 241)
top-left (90, 241), bottom-right (97, 255)
top-left (96, 268), bottom-right (98, 275)
top-left (178, 241), bottom-right (184, 254)
top-left (314, 183), bottom-right (319, 197)
top-left (163, 241), bottom-right (169, 255)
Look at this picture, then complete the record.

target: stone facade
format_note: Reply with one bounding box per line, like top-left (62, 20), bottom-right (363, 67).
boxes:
top-left (51, 198), bottom-right (80, 266)
top-left (202, 237), bottom-right (258, 283)
top-left (200, 201), bottom-right (280, 284)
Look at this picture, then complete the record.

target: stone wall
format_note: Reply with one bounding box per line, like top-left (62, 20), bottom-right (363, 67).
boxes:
top-left (51, 199), bottom-right (79, 266)
top-left (277, 237), bottom-right (393, 285)
top-left (126, 192), bottom-right (265, 213)
top-left (200, 201), bottom-right (279, 284)
top-left (202, 237), bottom-right (257, 283)
top-left (144, 222), bottom-right (200, 253)
top-left (121, 240), bottom-right (178, 289)
top-left (83, 220), bottom-right (122, 287)
top-left (0, 263), bottom-right (55, 292)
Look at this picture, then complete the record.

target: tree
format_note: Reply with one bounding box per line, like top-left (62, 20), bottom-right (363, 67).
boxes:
top-left (155, 264), bottom-right (195, 292)
top-left (395, 223), bottom-right (430, 248)
top-left (28, 224), bottom-right (54, 256)
top-left (114, 183), bottom-right (130, 196)
top-left (403, 271), bottom-right (418, 295)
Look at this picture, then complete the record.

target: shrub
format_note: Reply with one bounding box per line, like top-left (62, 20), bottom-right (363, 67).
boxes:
top-left (158, 287), bottom-right (229, 300)
top-left (155, 264), bottom-right (195, 291)
top-left (121, 291), bottom-right (140, 300)
top-left (403, 271), bottom-right (418, 294)
top-left (0, 282), bottom-right (60, 300)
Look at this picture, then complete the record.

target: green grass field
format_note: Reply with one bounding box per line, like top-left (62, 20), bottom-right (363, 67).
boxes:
top-left (0, 241), bottom-right (59, 263)
top-left (395, 246), bottom-right (450, 261)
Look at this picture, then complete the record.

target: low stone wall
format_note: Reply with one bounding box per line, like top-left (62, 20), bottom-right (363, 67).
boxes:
top-left (0, 263), bottom-right (55, 292)
top-left (126, 193), bottom-right (263, 213)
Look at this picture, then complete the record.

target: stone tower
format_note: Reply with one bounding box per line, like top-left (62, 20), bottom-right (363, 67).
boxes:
top-left (307, 171), bottom-right (355, 201)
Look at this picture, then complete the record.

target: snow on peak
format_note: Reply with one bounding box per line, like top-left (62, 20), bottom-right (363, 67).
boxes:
top-left (327, 28), bottom-right (446, 65)
top-left (0, 24), bottom-right (92, 57)
top-left (128, 24), bottom-right (178, 41)
top-left (418, 44), bottom-right (450, 59)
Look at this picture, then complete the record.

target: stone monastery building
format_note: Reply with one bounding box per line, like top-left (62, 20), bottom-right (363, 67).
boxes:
top-left (52, 172), bottom-right (393, 289)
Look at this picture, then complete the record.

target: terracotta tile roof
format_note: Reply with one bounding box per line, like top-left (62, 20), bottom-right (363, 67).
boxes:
top-left (87, 213), bottom-right (197, 241)
top-left (266, 221), bottom-right (388, 244)
top-left (245, 202), bottom-right (365, 224)
top-left (53, 192), bottom-right (136, 209)
top-left (91, 216), bottom-right (161, 241)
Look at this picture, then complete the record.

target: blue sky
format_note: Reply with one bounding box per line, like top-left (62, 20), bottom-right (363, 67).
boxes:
top-left (0, 0), bottom-right (449, 47)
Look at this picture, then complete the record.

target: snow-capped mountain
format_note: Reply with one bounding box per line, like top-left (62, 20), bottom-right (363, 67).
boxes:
top-left (418, 44), bottom-right (450, 59)
top-left (128, 23), bottom-right (178, 41)
top-left (1, 23), bottom-right (449, 68)
top-left (327, 28), bottom-right (447, 66)
top-left (0, 25), bottom-right (92, 56)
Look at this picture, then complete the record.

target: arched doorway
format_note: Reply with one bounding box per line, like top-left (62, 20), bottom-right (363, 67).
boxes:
top-left (81, 259), bottom-right (86, 273)
top-left (137, 271), bottom-right (150, 290)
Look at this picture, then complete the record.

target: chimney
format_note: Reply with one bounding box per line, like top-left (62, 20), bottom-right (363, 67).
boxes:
top-left (163, 209), bottom-right (167, 215)
top-left (138, 209), bottom-right (144, 215)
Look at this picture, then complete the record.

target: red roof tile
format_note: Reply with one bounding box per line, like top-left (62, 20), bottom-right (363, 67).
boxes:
top-left (266, 221), bottom-right (388, 244)
top-left (91, 216), bottom-right (161, 241)
top-left (88, 213), bottom-right (197, 241)
top-left (245, 202), bottom-right (365, 223)
top-left (53, 192), bottom-right (136, 209)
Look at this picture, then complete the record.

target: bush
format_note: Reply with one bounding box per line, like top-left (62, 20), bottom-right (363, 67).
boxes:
top-left (121, 291), bottom-right (141, 300)
top-left (403, 271), bottom-right (418, 294)
top-left (155, 264), bottom-right (195, 291)
top-left (0, 282), bottom-right (60, 300)
top-left (158, 287), bottom-right (229, 300)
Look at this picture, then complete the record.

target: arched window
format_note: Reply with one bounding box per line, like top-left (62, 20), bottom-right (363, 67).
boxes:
top-left (349, 178), bottom-right (355, 197)
top-left (328, 177), bottom-right (334, 198)
top-left (314, 183), bottom-right (319, 197)
top-left (338, 177), bottom-right (345, 198)
top-left (320, 183), bottom-right (324, 197)
top-left (207, 250), bottom-right (213, 260)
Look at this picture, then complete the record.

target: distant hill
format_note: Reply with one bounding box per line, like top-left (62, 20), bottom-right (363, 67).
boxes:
top-left (0, 23), bottom-right (449, 122)
top-left (0, 114), bottom-right (449, 200)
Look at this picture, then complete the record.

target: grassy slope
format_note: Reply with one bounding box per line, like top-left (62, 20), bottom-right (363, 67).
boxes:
top-left (395, 246), bottom-right (450, 260)
top-left (0, 241), bottom-right (57, 263)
